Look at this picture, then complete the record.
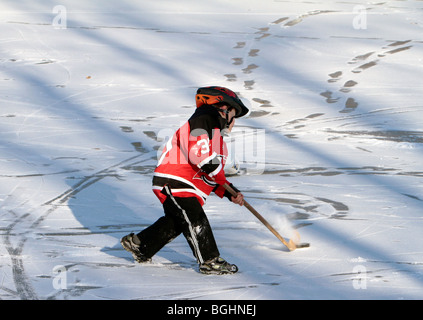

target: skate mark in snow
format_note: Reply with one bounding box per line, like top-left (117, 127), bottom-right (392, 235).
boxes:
top-left (325, 129), bottom-right (423, 144)
top-left (244, 188), bottom-right (350, 225)
top-left (2, 212), bottom-right (38, 300)
top-left (1, 152), bottom-right (153, 299)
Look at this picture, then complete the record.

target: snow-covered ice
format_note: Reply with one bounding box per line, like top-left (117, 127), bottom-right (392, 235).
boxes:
top-left (1, 0), bottom-right (423, 300)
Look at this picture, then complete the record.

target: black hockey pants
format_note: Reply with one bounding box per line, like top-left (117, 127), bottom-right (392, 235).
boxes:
top-left (136, 185), bottom-right (220, 264)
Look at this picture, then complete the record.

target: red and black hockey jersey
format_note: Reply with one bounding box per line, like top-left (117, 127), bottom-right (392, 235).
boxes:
top-left (153, 105), bottom-right (230, 206)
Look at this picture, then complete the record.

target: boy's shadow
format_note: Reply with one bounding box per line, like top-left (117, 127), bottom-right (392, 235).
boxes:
top-left (66, 175), bottom-right (197, 269)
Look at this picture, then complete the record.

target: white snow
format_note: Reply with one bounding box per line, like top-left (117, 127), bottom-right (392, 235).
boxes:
top-left (1, 0), bottom-right (423, 300)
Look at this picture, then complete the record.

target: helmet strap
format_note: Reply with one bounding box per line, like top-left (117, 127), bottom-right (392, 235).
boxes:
top-left (220, 108), bottom-right (234, 129)
top-left (226, 114), bottom-right (234, 128)
top-left (214, 104), bottom-right (234, 128)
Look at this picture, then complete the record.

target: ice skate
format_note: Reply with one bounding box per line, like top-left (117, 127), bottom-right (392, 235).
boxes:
top-left (120, 233), bottom-right (151, 263)
top-left (199, 256), bottom-right (238, 275)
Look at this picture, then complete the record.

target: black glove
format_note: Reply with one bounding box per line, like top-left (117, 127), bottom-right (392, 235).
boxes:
top-left (223, 183), bottom-right (241, 202)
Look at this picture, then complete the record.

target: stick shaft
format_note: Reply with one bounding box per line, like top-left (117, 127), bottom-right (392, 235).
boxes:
top-left (223, 183), bottom-right (296, 251)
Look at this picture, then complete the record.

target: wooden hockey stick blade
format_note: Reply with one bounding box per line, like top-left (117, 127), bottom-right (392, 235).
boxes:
top-left (296, 242), bottom-right (310, 249)
top-left (223, 183), bottom-right (298, 251)
top-left (290, 229), bottom-right (310, 249)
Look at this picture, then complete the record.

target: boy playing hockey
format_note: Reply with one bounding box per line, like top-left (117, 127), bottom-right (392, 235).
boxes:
top-left (121, 86), bottom-right (249, 274)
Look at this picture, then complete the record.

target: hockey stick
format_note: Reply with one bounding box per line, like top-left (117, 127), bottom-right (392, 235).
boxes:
top-left (223, 183), bottom-right (309, 251)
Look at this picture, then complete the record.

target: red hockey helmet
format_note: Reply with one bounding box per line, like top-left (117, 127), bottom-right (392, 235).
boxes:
top-left (195, 86), bottom-right (249, 118)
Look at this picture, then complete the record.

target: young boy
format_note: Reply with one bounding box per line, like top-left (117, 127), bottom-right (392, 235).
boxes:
top-left (121, 86), bottom-right (249, 274)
